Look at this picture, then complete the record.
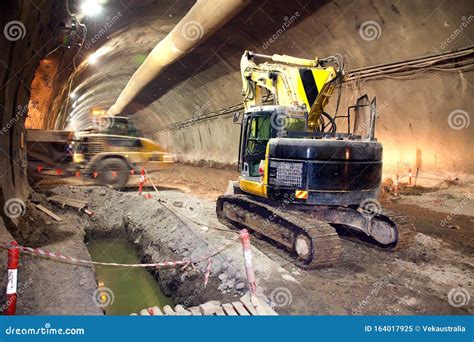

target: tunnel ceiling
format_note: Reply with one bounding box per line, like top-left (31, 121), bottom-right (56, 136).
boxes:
top-left (65, 0), bottom-right (333, 130)
top-left (63, 0), bottom-right (472, 130)
top-left (28, 0), bottom-right (474, 171)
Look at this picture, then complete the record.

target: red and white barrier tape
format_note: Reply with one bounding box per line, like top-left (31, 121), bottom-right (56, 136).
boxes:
top-left (0, 236), bottom-right (239, 270)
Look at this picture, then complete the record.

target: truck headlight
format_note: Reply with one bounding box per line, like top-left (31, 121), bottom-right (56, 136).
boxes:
top-left (73, 152), bottom-right (84, 163)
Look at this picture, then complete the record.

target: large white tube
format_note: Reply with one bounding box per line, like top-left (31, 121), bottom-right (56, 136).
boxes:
top-left (107, 0), bottom-right (250, 116)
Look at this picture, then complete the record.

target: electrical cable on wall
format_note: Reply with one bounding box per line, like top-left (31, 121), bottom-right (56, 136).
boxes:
top-left (147, 46), bottom-right (473, 134)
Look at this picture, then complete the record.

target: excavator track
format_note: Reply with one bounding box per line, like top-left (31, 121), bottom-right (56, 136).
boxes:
top-left (217, 190), bottom-right (417, 269)
top-left (377, 210), bottom-right (416, 251)
top-left (217, 194), bottom-right (342, 269)
top-left (315, 208), bottom-right (416, 252)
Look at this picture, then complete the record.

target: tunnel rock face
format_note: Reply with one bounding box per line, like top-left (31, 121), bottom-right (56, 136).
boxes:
top-left (63, 0), bottom-right (473, 172)
top-left (0, 0), bottom-right (77, 226)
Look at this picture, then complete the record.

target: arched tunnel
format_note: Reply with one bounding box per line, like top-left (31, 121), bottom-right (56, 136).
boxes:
top-left (0, 0), bottom-right (473, 317)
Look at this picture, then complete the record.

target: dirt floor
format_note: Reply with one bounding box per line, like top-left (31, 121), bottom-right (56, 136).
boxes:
top-left (35, 164), bottom-right (238, 201)
top-left (17, 164), bottom-right (474, 315)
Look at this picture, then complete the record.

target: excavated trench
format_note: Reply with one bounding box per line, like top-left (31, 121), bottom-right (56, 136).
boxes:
top-left (5, 184), bottom-right (278, 314)
top-left (39, 184), bottom-right (284, 312)
top-left (86, 237), bottom-right (174, 315)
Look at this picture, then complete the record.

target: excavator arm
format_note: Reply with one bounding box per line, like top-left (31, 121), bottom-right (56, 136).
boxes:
top-left (240, 51), bottom-right (344, 130)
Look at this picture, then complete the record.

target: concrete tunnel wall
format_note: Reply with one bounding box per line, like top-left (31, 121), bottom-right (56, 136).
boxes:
top-left (65, 0), bottom-right (474, 174)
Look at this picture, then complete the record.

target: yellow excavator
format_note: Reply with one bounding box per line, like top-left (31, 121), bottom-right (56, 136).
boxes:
top-left (216, 51), bottom-right (414, 268)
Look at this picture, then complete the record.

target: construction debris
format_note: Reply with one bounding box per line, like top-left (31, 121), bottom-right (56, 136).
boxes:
top-left (35, 204), bottom-right (63, 222)
top-left (47, 195), bottom-right (88, 211)
top-left (133, 295), bottom-right (278, 316)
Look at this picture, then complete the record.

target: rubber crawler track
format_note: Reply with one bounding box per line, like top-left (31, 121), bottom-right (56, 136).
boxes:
top-left (217, 195), bottom-right (342, 269)
top-left (217, 195), bottom-right (416, 269)
top-left (378, 209), bottom-right (416, 251)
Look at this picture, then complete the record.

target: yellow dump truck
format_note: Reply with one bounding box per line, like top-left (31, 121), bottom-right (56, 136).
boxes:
top-left (72, 129), bottom-right (173, 189)
top-left (27, 116), bottom-right (173, 189)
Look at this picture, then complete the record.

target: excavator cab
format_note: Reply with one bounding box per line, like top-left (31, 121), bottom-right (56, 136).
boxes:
top-left (238, 106), bottom-right (307, 179)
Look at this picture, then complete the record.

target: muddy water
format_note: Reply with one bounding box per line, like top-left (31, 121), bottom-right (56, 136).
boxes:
top-left (87, 237), bottom-right (174, 315)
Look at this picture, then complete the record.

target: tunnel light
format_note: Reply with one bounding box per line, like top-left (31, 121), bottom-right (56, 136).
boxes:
top-left (87, 46), bottom-right (112, 65)
top-left (70, 92), bottom-right (77, 99)
top-left (80, 0), bottom-right (102, 16)
top-left (88, 52), bottom-right (99, 64)
top-left (91, 109), bottom-right (106, 116)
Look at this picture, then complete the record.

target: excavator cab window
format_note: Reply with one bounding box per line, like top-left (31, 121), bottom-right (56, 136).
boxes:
top-left (249, 115), bottom-right (271, 140)
top-left (285, 118), bottom-right (307, 132)
top-left (245, 114), bottom-right (271, 177)
top-left (241, 111), bottom-right (308, 177)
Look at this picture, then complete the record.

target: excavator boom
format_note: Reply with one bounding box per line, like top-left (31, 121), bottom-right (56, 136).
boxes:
top-left (240, 50), bottom-right (343, 130)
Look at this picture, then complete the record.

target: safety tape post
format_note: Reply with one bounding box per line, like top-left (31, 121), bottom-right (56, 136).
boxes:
top-left (138, 168), bottom-right (145, 196)
top-left (240, 229), bottom-right (257, 294)
top-left (143, 168), bottom-right (160, 195)
top-left (5, 241), bottom-right (19, 315)
top-left (394, 174), bottom-right (399, 196)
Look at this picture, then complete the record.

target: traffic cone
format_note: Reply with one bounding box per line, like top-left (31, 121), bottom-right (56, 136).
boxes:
top-left (138, 168), bottom-right (145, 196)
